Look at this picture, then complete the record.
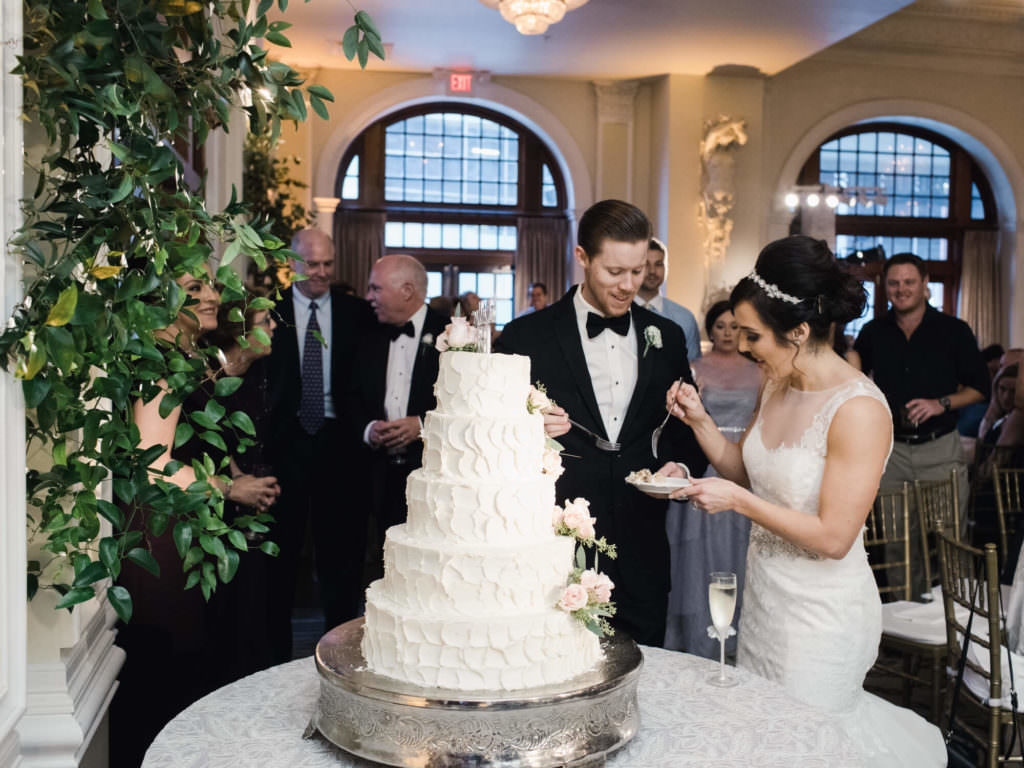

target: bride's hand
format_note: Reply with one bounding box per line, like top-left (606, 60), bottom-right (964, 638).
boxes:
top-left (654, 462), bottom-right (686, 479)
top-left (670, 477), bottom-right (741, 512)
top-left (666, 381), bottom-right (708, 427)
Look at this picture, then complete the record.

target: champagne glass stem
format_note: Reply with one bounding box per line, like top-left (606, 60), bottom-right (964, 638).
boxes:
top-left (719, 633), bottom-right (726, 681)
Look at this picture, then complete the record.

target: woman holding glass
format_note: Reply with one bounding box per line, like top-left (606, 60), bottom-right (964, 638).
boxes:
top-left (665, 301), bottom-right (760, 657)
top-left (652, 237), bottom-right (943, 766)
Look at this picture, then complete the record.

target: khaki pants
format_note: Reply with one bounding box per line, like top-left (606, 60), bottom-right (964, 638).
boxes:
top-left (880, 430), bottom-right (969, 599)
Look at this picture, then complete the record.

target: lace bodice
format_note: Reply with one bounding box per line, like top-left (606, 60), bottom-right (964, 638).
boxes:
top-left (741, 376), bottom-right (891, 559)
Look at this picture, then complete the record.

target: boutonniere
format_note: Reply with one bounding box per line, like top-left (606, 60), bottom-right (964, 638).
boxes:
top-left (419, 333), bottom-right (434, 357)
top-left (642, 325), bottom-right (663, 358)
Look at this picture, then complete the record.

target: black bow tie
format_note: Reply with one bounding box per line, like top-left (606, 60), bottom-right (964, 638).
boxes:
top-left (586, 311), bottom-right (630, 339)
top-left (388, 321), bottom-right (415, 341)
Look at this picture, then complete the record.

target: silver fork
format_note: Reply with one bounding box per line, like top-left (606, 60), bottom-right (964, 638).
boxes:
top-left (651, 377), bottom-right (685, 459)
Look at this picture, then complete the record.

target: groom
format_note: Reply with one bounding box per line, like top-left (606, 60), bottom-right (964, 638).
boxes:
top-left (497, 199), bottom-right (707, 646)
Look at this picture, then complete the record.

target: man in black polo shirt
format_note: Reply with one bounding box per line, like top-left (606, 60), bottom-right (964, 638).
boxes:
top-left (855, 252), bottom-right (989, 596)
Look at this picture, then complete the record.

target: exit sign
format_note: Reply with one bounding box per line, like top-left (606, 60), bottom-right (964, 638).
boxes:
top-left (449, 72), bottom-right (473, 93)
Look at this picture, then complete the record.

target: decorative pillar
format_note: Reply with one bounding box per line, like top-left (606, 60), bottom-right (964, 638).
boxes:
top-left (313, 197), bottom-right (341, 239)
top-left (593, 81), bottom-right (639, 202)
top-left (0, 0), bottom-right (26, 762)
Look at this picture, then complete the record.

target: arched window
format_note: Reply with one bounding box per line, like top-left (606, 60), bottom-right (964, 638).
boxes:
top-left (337, 103), bottom-right (567, 327)
top-left (798, 123), bottom-right (997, 336)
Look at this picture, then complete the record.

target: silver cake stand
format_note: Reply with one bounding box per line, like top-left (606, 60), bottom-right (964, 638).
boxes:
top-left (305, 618), bottom-right (643, 768)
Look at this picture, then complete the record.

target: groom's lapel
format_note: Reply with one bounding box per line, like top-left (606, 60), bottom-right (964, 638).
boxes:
top-left (619, 313), bottom-right (657, 446)
top-left (553, 288), bottom-right (605, 436)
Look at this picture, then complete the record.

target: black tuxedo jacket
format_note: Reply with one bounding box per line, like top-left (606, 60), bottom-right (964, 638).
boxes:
top-left (497, 287), bottom-right (707, 645)
top-left (265, 286), bottom-right (373, 460)
top-left (346, 307), bottom-right (448, 469)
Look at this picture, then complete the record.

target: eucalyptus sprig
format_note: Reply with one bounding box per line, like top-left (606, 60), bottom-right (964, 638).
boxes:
top-left (3, 0), bottom-right (380, 622)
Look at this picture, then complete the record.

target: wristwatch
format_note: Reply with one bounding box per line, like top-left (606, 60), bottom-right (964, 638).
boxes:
top-left (939, 396), bottom-right (952, 412)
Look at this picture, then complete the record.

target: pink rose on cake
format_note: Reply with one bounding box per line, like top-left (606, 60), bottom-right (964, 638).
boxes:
top-left (435, 316), bottom-right (477, 352)
top-left (558, 583), bottom-right (589, 613)
top-left (580, 570), bottom-right (614, 604)
top-left (527, 385), bottom-right (551, 414)
top-left (541, 447), bottom-right (564, 478)
top-left (552, 504), bottom-right (565, 527)
top-left (561, 498), bottom-right (596, 540)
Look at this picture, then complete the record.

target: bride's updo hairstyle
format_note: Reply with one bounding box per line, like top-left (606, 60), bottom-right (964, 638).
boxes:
top-left (730, 236), bottom-right (866, 349)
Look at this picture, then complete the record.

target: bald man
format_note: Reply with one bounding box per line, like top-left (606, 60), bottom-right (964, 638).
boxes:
top-left (265, 229), bottom-right (373, 663)
top-left (348, 254), bottom-right (448, 569)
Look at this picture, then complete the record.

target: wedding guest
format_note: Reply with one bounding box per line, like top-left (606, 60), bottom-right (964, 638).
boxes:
top-left (203, 292), bottom-right (282, 686)
top-left (665, 301), bottom-right (761, 656)
top-left (497, 199), bottom-right (707, 646)
top-left (960, 343), bottom-right (1006, 436)
top-left (520, 281), bottom-right (549, 315)
top-left (113, 271), bottom-right (278, 767)
top-left (634, 237), bottom-right (701, 362)
top-left (458, 290), bottom-right (479, 318)
top-left (265, 229), bottom-right (373, 663)
top-left (349, 254), bottom-right (447, 574)
top-left (980, 363), bottom-right (1020, 445)
top-left (428, 295), bottom-right (454, 317)
top-left (854, 252), bottom-right (989, 596)
top-left (659, 235), bottom-right (944, 765)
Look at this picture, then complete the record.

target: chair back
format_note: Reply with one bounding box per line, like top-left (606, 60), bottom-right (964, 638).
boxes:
top-left (994, 467), bottom-right (1024, 565)
top-left (936, 531), bottom-right (1004, 752)
top-left (864, 483), bottom-right (912, 602)
top-left (915, 470), bottom-right (960, 591)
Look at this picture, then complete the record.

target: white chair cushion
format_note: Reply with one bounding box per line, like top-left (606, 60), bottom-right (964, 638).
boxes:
top-left (882, 599), bottom-right (956, 645)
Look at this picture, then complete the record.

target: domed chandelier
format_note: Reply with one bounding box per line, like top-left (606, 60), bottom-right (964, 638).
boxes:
top-left (478, 0), bottom-right (590, 35)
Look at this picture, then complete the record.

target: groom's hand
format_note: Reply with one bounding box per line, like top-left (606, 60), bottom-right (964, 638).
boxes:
top-left (542, 404), bottom-right (571, 438)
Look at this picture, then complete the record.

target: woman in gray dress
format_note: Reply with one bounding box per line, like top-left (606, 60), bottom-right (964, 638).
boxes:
top-left (664, 301), bottom-right (761, 656)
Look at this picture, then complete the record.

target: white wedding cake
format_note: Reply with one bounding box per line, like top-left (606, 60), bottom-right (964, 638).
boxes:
top-left (361, 350), bottom-right (603, 691)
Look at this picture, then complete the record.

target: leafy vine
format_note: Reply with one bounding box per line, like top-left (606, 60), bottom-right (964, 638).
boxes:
top-left (0, 0), bottom-right (383, 621)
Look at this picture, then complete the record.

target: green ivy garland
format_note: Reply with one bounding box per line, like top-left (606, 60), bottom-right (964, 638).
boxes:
top-left (0, 0), bottom-right (383, 622)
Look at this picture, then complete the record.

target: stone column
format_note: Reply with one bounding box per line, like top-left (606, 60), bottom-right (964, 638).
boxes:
top-left (313, 196), bottom-right (341, 239)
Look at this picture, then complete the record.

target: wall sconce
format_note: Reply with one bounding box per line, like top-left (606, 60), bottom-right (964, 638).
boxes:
top-left (784, 184), bottom-right (888, 211)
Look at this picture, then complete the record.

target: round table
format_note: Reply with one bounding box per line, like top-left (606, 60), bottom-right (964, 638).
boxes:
top-left (143, 647), bottom-right (860, 767)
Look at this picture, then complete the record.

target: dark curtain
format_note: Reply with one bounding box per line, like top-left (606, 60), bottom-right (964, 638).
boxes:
top-left (333, 208), bottom-right (385, 295)
top-left (515, 216), bottom-right (571, 314)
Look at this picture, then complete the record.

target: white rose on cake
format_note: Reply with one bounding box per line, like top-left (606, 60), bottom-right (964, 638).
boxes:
top-left (435, 316), bottom-right (477, 352)
top-left (541, 447), bottom-right (564, 478)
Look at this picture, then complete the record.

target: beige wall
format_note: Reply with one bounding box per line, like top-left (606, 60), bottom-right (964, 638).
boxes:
top-left (278, 7), bottom-right (1024, 343)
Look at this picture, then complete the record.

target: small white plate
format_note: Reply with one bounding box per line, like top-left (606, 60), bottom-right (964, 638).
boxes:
top-left (627, 477), bottom-right (691, 497)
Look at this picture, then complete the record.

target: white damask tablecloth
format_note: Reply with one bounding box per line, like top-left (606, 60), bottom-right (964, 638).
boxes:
top-left (143, 647), bottom-right (860, 768)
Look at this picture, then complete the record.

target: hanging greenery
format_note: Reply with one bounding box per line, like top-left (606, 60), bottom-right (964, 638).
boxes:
top-left (0, 0), bottom-right (384, 622)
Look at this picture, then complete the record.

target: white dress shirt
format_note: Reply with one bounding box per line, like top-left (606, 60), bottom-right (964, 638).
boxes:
top-left (292, 287), bottom-right (334, 419)
top-left (363, 304), bottom-right (427, 444)
top-left (573, 287), bottom-right (637, 443)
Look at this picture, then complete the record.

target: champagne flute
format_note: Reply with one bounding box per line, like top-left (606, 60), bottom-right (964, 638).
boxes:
top-left (707, 571), bottom-right (738, 687)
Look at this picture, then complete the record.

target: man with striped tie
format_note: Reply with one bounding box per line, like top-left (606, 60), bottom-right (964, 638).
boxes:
top-left (266, 229), bottom-right (372, 663)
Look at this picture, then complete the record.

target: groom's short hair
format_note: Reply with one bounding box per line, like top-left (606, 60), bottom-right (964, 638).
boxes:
top-left (577, 200), bottom-right (651, 260)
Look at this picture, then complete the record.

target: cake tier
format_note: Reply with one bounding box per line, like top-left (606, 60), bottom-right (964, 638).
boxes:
top-left (380, 524), bottom-right (574, 616)
top-left (433, 351), bottom-right (531, 417)
top-left (405, 470), bottom-right (556, 544)
top-left (421, 411), bottom-right (544, 480)
top-left (362, 584), bottom-right (603, 691)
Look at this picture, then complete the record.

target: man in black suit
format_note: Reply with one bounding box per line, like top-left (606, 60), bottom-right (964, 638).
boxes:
top-left (265, 229), bottom-right (373, 663)
top-left (498, 200), bottom-right (707, 646)
top-left (349, 254), bottom-right (447, 565)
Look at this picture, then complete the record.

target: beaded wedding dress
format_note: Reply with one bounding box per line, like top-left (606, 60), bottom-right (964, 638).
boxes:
top-left (738, 376), bottom-right (946, 766)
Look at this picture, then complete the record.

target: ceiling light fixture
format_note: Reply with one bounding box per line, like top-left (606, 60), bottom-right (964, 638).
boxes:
top-left (478, 0), bottom-right (590, 35)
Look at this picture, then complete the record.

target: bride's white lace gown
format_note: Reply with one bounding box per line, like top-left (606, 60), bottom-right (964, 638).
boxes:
top-left (738, 376), bottom-right (946, 766)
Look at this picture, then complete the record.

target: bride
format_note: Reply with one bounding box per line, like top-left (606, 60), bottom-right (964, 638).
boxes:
top-left (656, 236), bottom-right (945, 765)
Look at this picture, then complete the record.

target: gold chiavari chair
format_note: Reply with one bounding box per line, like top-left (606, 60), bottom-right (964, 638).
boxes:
top-left (872, 483), bottom-right (946, 723)
top-left (916, 470), bottom-right (962, 598)
top-left (937, 532), bottom-right (1020, 768)
top-left (994, 467), bottom-right (1024, 568)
